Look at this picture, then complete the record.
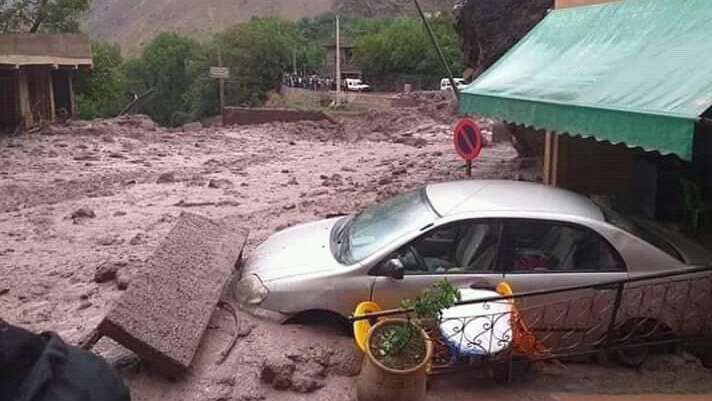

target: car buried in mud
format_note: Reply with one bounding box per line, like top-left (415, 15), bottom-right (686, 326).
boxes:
top-left (235, 180), bottom-right (712, 333)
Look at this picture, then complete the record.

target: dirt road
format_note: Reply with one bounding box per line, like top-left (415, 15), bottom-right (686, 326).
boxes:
top-left (1, 105), bottom-right (710, 400)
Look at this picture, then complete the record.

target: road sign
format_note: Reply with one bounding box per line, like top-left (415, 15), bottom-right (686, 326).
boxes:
top-left (209, 67), bottom-right (230, 79)
top-left (453, 118), bottom-right (483, 161)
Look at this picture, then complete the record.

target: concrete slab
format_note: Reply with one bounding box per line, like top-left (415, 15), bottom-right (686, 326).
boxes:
top-left (97, 212), bottom-right (248, 377)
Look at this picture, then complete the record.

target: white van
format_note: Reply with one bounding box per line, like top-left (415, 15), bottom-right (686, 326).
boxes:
top-left (344, 78), bottom-right (371, 92)
top-left (440, 78), bottom-right (466, 91)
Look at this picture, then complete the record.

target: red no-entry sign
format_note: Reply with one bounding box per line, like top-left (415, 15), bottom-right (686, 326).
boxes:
top-left (453, 118), bottom-right (483, 161)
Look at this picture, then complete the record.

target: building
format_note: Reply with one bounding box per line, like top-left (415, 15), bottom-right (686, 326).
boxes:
top-left (320, 38), bottom-right (361, 80)
top-left (458, 0), bottom-right (712, 227)
top-left (0, 34), bottom-right (92, 134)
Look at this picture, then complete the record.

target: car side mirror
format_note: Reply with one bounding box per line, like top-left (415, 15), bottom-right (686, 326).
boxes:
top-left (379, 258), bottom-right (405, 280)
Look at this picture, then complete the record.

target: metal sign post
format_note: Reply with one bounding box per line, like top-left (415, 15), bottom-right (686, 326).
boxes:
top-left (210, 47), bottom-right (229, 112)
top-left (453, 118), bottom-right (483, 177)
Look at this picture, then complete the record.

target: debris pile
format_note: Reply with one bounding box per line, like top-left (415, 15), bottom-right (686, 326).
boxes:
top-left (28, 115), bottom-right (162, 137)
top-left (261, 347), bottom-right (361, 394)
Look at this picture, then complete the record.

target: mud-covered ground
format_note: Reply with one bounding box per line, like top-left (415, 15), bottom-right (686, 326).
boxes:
top-left (1, 99), bottom-right (711, 400)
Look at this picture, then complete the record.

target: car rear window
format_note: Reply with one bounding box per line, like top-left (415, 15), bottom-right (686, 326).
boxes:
top-left (596, 202), bottom-right (683, 262)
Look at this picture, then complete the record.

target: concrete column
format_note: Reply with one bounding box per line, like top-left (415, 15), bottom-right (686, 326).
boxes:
top-left (17, 68), bottom-right (33, 129)
top-left (68, 69), bottom-right (76, 117)
top-left (47, 69), bottom-right (55, 121)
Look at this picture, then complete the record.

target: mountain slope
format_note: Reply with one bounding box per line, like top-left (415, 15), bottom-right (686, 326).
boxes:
top-left (87, 0), bottom-right (455, 53)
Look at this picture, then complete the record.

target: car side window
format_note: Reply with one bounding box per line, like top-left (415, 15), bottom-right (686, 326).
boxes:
top-left (501, 220), bottom-right (624, 273)
top-left (399, 221), bottom-right (501, 275)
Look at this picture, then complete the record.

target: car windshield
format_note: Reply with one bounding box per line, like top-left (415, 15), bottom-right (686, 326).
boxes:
top-left (596, 201), bottom-right (683, 261)
top-left (338, 189), bottom-right (436, 263)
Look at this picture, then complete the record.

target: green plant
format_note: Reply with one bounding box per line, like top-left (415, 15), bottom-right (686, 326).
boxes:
top-left (370, 279), bottom-right (460, 368)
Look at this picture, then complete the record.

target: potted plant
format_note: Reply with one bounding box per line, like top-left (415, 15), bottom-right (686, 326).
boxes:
top-left (357, 280), bottom-right (460, 401)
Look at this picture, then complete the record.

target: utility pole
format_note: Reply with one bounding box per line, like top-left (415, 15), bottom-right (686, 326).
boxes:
top-left (413, 0), bottom-right (459, 99)
top-left (335, 14), bottom-right (341, 107)
top-left (217, 45), bottom-right (225, 112)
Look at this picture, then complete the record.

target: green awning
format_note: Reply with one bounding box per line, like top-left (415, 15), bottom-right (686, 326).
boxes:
top-left (458, 0), bottom-right (712, 161)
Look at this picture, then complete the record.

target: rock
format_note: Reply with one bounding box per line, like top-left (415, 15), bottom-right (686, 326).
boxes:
top-left (0, 288), bottom-right (9, 296)
top-left (392, 168), bottom-right (407, 176)
top-left (281, 169), bottom-right (290, 174)
top-left (236, 392), bottom-right (266, 401)
top-left (96, 235), bottom-right (124, 247)
top-left (432, 151), bottom-right (443, 156)
top-left (283, 203), bottom-right (297, 211)
top-left (412, 138), bottom-right (428, 148)
top-left (216, 376), bottom-right (236, 387)
top-left (340, 166), bottom-right (356, 172)
top-left (322, 174), bottom-right (344, 187)
top-left (260, 360), bottom-right (297, 391)
top-left (156, 172), bottom-right (176, 184)
top-left (290, 374), bottom-right (324, 393)
top-left (29, 282), bottom-right (51, 297)
top-left (640, 354), bottom-right (688, 372)
top-left (181, 122), bottom-right (203, 132)
top-left (94, 262), bottom-right (119, 283)
top-left (377, 177), bottom-right (392, 186)
top-left (70, 207), bottom-right (96, 221)
top-left (208, 179), bottom-right (232, 189)
top-left (237, 322), bottom-right (255, 338)
top-left (287, 177), bottom-right (299, 186)
top-left (129, 233), bottom-right (147, 246)
top-left (301, 360), bottom-right (327, 379)
top-left (78, 300), bottom-right (92, 310)
top-left (141, 120), bottom-right (158, 131)
top-left (116, 270), bottom-right (131, 290)
top-left (113, 211), bottom-right (127, 217)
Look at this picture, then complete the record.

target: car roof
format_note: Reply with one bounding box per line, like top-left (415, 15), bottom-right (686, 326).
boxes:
top-left (425, 180), bottom-right (605, 221)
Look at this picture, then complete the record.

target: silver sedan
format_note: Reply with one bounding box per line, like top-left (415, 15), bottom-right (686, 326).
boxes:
top-left (236, 180), bottom-right (712, 323)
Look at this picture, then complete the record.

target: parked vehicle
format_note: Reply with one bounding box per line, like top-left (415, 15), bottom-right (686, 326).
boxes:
top-left (236, 180), bottom-right (712, 326)
top-left (344, 78), bottom-right (371, 92)
top-left (440, 78), bottom-right (466, 91)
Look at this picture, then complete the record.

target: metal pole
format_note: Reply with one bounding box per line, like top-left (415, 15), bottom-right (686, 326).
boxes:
top-left (466, 160), bottom-right (472, 177)
top-left (335, 14), bottom-right (341, 107)
top-left (217, 45), bottom-right (225, 112)
top-left (412, 0), bottom-right (459, 98)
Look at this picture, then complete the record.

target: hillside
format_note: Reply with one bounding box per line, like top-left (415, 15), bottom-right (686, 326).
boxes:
top-left (86, 0), bottom-right (455, 53)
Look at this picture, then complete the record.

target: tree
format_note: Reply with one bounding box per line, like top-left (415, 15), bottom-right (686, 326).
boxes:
top-left (353, 15), bottom-right (463, 77)
top-left (187, 17), bottom-right (301, 120)
top-left (0, 0), bottom-right (90, 33)
top-left (125, 32), bottom-right (197, 126)
top-left (75, 41), bottom-right (127, 119)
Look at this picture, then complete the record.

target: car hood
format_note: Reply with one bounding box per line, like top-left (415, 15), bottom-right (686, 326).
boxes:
top-left (634, 219), bottom-right (712, 265)
top-left (242, 217), bottom-right (346, 282)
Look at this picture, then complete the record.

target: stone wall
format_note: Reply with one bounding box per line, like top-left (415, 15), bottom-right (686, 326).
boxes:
top-left (222, 107), bottom-right (333, 126)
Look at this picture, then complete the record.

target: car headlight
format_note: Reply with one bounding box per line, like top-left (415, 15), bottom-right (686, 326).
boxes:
top-left (235, 274), bottom-right (269, 305)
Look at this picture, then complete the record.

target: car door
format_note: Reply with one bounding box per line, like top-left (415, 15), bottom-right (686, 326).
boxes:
top-left (370, 220), bottom-right (505, 311)
top-left (497, 218), bottom-right (629, 351)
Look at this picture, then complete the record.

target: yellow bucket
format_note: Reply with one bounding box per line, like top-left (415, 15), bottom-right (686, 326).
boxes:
top-left (353, 301), bottom-right (382, 352)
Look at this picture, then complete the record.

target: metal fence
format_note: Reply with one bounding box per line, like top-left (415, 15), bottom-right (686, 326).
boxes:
top-left (351, 266), bottom-right (712, 380)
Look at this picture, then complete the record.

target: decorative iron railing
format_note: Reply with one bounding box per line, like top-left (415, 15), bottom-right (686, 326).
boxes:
top-left (351, 266), bottom-right (712, 380)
